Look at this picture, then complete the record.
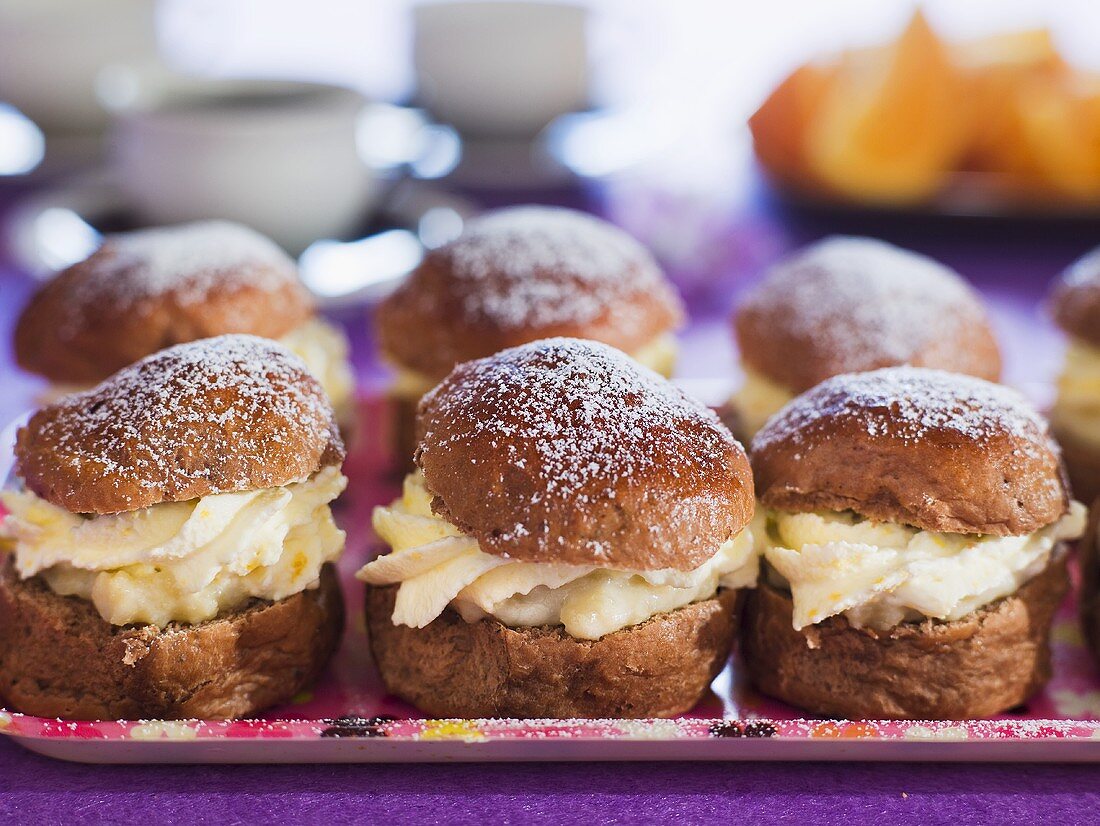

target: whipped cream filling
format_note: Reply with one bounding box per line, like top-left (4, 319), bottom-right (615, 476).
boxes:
top-left (357, 472), bottom-right (757, 640)
top-left (630, 332), bottom-right (679, 380)
top-left (1053, 338), bottom-right (1100, 447)
top-left (39, 317), bottom-right (356, 416)
top-left (0, 467), bottom-right (347, 627)
top-left (387, 332), bottom-right (679, 400)
top-left (758, 504), bottom-right (1087, 631)
top-left (279, 317), bottom-right (356, 420)
top-left (728, 368), bottom-right (794, 439)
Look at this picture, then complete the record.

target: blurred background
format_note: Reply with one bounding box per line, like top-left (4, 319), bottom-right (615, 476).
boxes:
top-left (2, 0), bottom-right (1100, 404)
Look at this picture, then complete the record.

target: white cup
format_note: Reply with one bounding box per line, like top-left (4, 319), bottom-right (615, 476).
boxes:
top-left (0, 0), bottom-right (157, 133)
top-left (105, 71), bottom-right (383, 252)
top-left (413, 0), bottom-right (589, 138)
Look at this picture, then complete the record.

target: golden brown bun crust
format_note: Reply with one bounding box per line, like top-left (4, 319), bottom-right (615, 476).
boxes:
top-left (416, 338), bottom-right (753, 571)
top-left (366, 584), bottom-right (737, 718)
top-left (15, 220), bottom-right (314, 385)
top-left (1050, 247), bottom-right (1100, 347)
top-left (1051, 420), bottom-right (1100, 506)
top-left (375, 206), bottom-right (683, 381)
top-left (388, 394), bottom-right (420, 477)
top-left (16, 335), bottom-right (345, 514)
top-left (0, 562), bottom-right (344, 721)
top-left (735, 236), bottom-right (1001, 394)
top-left (742, 555), bottom-right (1068, 720)
top-left (1079, 497), bottom-right (1100, 662)
top-left (752, 367), bottom-right (1068, 536)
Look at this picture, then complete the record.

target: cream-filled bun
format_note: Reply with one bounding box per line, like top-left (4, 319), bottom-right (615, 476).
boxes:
top-left (359, 337), bottom-right (753, 718)
top-left (1048, 247), bottom-right (1100, 503)
top-left (727, 236), bottom-right (1001, 441)
top-left (14, 220), bottom-right (355, 426)
top-left (744, 366), bottom-right (1083, 720)
top-left (0, 335), bottom-right (347, 720)
top-left (374, 206), bottom-right (684, 463)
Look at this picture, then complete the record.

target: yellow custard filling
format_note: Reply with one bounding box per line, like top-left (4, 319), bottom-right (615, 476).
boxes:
top-left (279, 317), bottom-right (356, 420)
top-left (757, 504), bottom-right (1086, 631)
top-left (630, 332), bottom-right (679, 379)
top-left (357, 472), bottom-right (757, 640)
top-left (1053, 338), bottom-right (1100, 447)
top-left (0, 467), bottom-right (347, 627)
top-left (728, 369), bottom-right (795, 440)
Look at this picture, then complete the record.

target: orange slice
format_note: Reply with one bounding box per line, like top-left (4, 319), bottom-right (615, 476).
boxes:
top-left (749, 61), bottom-right (837, 191)
top-left (1003, 74), bottom-right (1100, 203)
top-left (956, 28), bottom-right (1062, 72)
top-left (960, 28), bottom-right (1067, 174)
top-left (805, 11), bottom-right (967, 204)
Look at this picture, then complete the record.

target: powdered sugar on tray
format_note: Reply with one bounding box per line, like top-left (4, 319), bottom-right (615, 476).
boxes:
top-left (420, 338), bottom-right (736, 545)
top-left (753, 366), bottom-right (1050, 452)
top-left (437, 206), bottom-right (669, 330)
top-left (19, 334), bottom-right (337, 509)
top-left (742, 236), bottom-right (987, 367)
top-left (71, 220), bottom-right (298, 307)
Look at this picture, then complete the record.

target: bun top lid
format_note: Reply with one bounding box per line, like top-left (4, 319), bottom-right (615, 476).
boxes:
top-left (752, 366), bottom-right (1068, 536)
top-left (14, 334), bottom-right (344, 514)
top-left (375, 206), bottom-right (683, 380)
top-left (415, 337), bottom-right (753, 571)
top-left (735, 236), bottom-right (1001, 393)
top-left (1050, 246), bottom-right (1100, 347)
top-left (15, 220), bottom-right (314, 385)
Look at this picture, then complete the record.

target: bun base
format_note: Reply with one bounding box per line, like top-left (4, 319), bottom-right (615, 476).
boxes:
top-left (366, 585), bottom-right (739, 718)
top-left (0, 561), bottom-right (344, 720)
top-left (742, 554), bottom-right (1068, 719)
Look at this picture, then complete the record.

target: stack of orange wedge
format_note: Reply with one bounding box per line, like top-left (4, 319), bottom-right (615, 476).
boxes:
top-left (750, 12), bottom-right (1100, 208)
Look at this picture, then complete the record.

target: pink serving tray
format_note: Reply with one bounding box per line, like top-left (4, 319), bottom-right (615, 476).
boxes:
top-left (3, 398), bottom-right (1100, 764)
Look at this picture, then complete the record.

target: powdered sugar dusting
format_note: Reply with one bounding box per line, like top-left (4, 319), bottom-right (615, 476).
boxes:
top-left (71, 220), bottom-right (298, 307)
top-left (20, 334), bottom-right (339, 511)
top-left (437, 206), bottom-right (669, 330)
top-left (753, 366), bottom-right (1050, 454)
top-left (419, 337), bottom-right (738, 554)
top-left (743, 236), bottom-right (987, 367)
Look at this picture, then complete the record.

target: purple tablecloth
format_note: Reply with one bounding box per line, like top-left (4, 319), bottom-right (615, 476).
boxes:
top-left (2, 181), bottom-right (1099, 821)
top-left (2, 741), bottom-right (1099, 822)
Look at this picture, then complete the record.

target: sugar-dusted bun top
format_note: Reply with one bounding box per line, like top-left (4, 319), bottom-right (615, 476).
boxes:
top-left (735, 236), bottom-right (1001, 393)
top-left (415, 337), bottom-right (752, 571)
top-left (15, 335), bottom-right (344, 514)
top-left (1050, 246), bottom-right (1100, 347)
top-left (15, 220), bottom-right (315, 385)
top-left (752, 367), bottom-right (1068, 536)
top-left (376, 206), bottom-right (684, 380)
